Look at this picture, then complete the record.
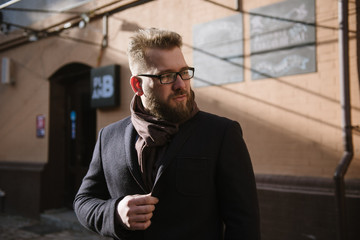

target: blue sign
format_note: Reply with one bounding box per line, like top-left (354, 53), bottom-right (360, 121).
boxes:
top-left (70, 110), bottom-right (76, 139)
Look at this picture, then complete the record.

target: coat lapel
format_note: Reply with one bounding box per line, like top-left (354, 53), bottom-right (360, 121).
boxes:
top-left (151, 113), bottom-right (201, 196)
top-left (124, 122), bottom-right (147, 193)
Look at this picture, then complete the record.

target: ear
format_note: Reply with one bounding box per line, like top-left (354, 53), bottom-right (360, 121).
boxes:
top-left (130, 76), bottom-right (143, 96)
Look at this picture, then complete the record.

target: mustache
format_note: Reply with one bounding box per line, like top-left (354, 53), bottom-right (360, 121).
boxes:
top-left (171, 89), bottom-right (188, 98)
top-left (168, 89), bottom-right (195, 103)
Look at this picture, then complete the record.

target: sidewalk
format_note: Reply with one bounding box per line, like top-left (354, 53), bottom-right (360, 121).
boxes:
top-left (0, 209), bottom-right (110, 240)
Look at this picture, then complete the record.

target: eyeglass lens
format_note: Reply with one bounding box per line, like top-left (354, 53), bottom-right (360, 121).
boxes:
top-left (161, 69), bottom-right (194, 84)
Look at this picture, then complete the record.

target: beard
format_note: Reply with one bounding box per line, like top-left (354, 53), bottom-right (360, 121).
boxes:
top-left (145, 88), bottom-right (195, 123)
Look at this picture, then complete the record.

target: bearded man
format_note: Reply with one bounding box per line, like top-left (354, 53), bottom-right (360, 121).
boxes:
top-left (74, 28), bottom-right (261, 240)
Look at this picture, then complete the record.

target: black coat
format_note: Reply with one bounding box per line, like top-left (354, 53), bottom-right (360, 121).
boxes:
top-left (74, 111), bottom-right (260, 240)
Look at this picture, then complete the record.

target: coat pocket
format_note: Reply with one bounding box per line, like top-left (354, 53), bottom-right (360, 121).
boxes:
top-left (176, 157), bottom-right (210, 196)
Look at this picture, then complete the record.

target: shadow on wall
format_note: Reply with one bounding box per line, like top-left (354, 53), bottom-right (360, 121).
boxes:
top-left (196, 91), bottom-right (360, 240)
top-left (195, 92), bottom-right (341, 178)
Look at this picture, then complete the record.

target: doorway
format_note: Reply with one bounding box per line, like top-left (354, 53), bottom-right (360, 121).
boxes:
top-left (43, 63), bottom-right (96, 210)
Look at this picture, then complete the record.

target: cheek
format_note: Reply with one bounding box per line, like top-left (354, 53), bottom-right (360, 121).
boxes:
top-left (185, 81), bottom-right (192, 91)
top-left (143, 85), bottom-right (165, 102)
top-left (142, 82), bottom-right (157, 98)
top-left (154, 86), bottom-right (172, 100)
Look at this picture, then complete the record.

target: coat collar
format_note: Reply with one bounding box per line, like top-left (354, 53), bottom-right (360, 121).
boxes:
top-left (151, 112), bottom-right (201, 196)
top-left (124, 112), bottom-right (201, 195)
top-left (124, 121), bottom-right (147, 193)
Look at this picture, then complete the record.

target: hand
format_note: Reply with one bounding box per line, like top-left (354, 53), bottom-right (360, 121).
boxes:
top-left (117, 193), bottom-right (159, 230)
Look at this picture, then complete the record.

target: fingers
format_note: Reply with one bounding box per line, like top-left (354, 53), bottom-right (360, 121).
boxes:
top-left (131, 194), bottom-right (159, 207)
top-left (130, 211), bottom-right (153, 222)
top-left (127, 212), bottom-right (154, 230)
top-left (117, 194), bottom-right (159, 231)
top-left (131, 204), bottom-right (155, 215)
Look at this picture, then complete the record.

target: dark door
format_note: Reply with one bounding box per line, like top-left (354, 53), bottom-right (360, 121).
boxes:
top-left (64, 76), bottom-right (96, 207)
top-left (45, 63), bottom-right (96, 210)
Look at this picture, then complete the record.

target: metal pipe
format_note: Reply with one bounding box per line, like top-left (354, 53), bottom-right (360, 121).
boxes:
top-left (102, 14), bottom-right (108, 48)
top-left (334, 0), bottom-right (353, 240)
top-left (0, 0), bottom-right (154, 52)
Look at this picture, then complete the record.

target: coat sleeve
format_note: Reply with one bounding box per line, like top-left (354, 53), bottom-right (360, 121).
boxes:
top-left (73, 128), bottom-right (129, 239)
top-left (216, 121), bottom-right (261, 240)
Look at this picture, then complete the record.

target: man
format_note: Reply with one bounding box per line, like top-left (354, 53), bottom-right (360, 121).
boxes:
top-left (74, 28), bottom-right (260, 240)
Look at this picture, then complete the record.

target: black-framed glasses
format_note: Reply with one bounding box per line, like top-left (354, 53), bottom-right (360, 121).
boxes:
top-left (137, 67), bottom-right (195, 84)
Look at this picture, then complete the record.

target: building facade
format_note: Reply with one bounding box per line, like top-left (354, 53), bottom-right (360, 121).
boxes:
top-left (0, 0), bottom-right (359, 239)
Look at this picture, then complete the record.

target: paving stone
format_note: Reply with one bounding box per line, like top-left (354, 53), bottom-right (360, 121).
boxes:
top-left (0, 212), bottom-right (111, 240)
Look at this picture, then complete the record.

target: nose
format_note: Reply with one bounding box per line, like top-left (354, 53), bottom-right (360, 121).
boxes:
top-left (172, 73), bottom-right (186, 90)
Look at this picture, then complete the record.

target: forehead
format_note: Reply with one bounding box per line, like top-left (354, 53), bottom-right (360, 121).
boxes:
top-left (145, 47), bottom-right (187, 73)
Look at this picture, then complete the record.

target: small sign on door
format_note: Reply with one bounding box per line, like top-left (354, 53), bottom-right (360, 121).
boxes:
top-left (36, 115), bottom-right (45, 138)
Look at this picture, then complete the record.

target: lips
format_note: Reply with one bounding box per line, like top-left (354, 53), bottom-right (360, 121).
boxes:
top-left (171, 90), bottom-right (188, 102)
top-left (173, 94), bottom-right (187, 102)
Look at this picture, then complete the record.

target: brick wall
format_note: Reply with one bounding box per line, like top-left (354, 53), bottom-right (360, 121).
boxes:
top-left (0, 0), bottom-right (359, 237)
top-left (257, 175), bottom-right (360, 240)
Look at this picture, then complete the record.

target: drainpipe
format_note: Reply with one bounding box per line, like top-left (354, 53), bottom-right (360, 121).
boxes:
top-left (334, 0), bottom-right (353, 240)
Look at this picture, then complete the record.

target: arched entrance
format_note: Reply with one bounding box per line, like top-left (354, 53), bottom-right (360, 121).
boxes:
top-left (42, 63), bottom-right (96, 210)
